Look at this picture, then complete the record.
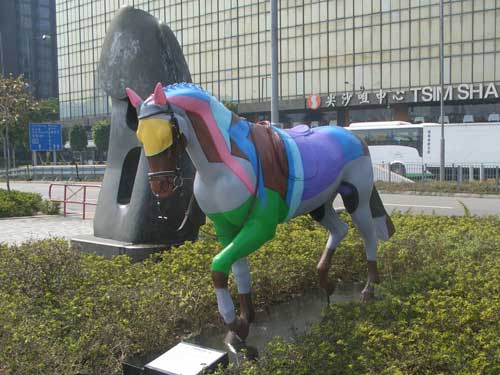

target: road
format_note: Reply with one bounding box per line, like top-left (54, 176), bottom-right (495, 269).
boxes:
top-left (335, 192), bottom-right (500, 217)
top-left (5, 181), bottom-right (500, 217)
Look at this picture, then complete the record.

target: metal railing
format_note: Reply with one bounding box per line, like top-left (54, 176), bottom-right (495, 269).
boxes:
top-left (48, 183), bottom-right (101, 220)
top-left (373, 162), bottom-right (500, 192)
top-left (0, 164), bottom-right (106, 180)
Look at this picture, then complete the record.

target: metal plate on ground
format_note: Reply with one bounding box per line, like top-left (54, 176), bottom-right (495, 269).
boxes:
top-left (144, 342), bottom-right (228, 375)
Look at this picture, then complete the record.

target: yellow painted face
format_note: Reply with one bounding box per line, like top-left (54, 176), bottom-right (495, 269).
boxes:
top-left (136, 118), bottom-right (174, 157)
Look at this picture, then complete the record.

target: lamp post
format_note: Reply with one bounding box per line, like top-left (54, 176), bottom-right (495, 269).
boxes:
top-left (439, 0), bottom-right (445, 181)
top-left (270, 0), bottom-right (279, 125)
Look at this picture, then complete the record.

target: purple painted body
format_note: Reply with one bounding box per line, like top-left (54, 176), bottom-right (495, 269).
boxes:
top-left (284, 125), bottom-right (364, 201)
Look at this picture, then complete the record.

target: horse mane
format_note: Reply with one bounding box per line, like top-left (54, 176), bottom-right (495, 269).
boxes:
top-left (165, 83), bottom-right (255, 194)
top-left (164, 82), bottom-right (234, 150)
top-left (164, 82), bottom-right (211, 98)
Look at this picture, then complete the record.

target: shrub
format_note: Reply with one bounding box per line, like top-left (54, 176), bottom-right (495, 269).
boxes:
top-left (0, 189), bottom-right (59, 217)
top-left (1, 214), bottom-right (499, 374)
top-left (222, 214), bottom-right (500, 375)
top-left (376, 179), bottom-right (500, 195)
top-left (0, 188), bottom-right (43, 217)
top-left (39, 200), bottom-right (61, 215)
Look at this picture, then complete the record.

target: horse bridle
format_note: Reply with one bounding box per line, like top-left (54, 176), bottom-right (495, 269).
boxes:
top-left (147, 113), bottom-right (185, 193)
top-left (147, 112), bottom-right (193, 232)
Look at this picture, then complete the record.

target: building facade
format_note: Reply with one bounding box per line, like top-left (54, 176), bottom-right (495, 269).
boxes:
top-left (0, 0), bottom-right (58, 99)
top-left (56, 0), bottom-right (500, 126)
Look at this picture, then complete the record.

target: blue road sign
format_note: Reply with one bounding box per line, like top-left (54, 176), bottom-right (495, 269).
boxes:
top-left (29, 123), bottom-right (63, 151)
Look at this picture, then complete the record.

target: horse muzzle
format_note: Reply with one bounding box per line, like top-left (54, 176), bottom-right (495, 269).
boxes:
top-left (148, 171), bottom-right (183, 199)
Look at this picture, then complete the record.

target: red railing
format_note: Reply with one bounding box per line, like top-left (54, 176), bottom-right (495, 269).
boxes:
top-left (48, 183), bottom-right (101, 220)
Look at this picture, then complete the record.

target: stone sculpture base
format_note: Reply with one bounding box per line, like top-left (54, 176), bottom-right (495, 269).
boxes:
top-left (71, 235), bottom-right (181, 262)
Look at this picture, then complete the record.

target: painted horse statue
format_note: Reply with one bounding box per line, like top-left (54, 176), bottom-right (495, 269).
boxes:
top-left (126, 82), bottom-right (395, 351)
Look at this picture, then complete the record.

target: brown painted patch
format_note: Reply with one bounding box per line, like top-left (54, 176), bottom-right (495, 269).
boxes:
top-left (230, 138), bottom-right (248, 160)
top-left (187, 110), bottom-right (222, 163)
top-left (250, 122), bottom-right (289, 199)
top-left (231, 113), bottom-right (240, 124)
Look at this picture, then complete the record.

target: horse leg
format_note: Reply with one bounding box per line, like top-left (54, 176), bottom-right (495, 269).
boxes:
top-left (310, 200), bottom-right (349, 295)
top-left (211, 218), bottom-right (278, 341)
top-left (341, 157), bottom-right (380, 302)
top-left (212, 221), bottom-right (255, 324)
top-left (232, 258), bottom-right (255, 323)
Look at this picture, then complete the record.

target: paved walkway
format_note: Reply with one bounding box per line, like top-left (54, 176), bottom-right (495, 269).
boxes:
top-left (0, 214), bottom-right (93, 245)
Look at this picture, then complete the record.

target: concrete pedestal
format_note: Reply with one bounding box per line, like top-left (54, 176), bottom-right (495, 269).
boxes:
top-left (71, 235), bottom-right (181, 262)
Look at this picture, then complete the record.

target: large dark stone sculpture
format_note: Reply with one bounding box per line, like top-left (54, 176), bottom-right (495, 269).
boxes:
top-left (73, 7), bottom-right (204, 259)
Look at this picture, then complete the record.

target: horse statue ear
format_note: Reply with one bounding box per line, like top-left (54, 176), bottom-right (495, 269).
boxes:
top-left (126, 88), bottom-right (144, 108)
top-left (153, 82), bottom-right (168, 106)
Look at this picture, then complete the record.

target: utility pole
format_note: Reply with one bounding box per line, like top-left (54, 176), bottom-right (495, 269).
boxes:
top-left (0, 104), bottom-right (10, 192)
top-left (439, 0), bottom-right (445, 181)
top-left (270, 0), bottom-right (279, 126)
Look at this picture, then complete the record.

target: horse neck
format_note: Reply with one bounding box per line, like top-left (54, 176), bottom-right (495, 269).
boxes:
top-left (176, 109), bottom-right (231, 180)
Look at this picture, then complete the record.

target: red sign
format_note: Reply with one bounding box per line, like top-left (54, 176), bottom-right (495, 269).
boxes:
top-left (307, 94), bottom-right (321, 110)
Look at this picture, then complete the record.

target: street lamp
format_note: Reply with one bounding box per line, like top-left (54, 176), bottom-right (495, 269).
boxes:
top-left (439, 0), bottom-right (445, 181)
top-left (270, 0), bottom-right (279, 125)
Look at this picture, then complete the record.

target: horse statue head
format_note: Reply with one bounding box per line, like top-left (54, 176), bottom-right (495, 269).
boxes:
top-left (126, 82), bottom-right (186, 200)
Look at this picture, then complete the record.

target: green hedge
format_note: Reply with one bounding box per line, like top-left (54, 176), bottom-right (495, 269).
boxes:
top-left (1, 214), bottom-right (499, 374)
top-left (376, 179), bottom-right (500, 195)
top-left (223, 214), bottom-right (500, 375)
top-left (0, 189), bottom-right (43, 217)
top-left (0, 188), bottom-right (59, 217)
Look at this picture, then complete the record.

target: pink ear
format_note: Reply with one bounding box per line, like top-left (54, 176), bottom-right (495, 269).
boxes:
top-left (126, 88), bottom-right (144, 108)
top-left (153, 82), bottom-right (167, 106)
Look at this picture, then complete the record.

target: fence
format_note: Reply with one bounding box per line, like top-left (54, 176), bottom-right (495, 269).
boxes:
top-left (0, 164), bottom-right (106, 181)
top-left (48, 183), bottom-right (100, 220)
top-left (374, 162), bottom-right (500, 192)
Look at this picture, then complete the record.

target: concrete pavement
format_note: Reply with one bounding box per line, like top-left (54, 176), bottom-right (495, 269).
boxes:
top-left (1, 181), bottom-right (499, 246)
top-left (0, 214), bottom-right (93, 245)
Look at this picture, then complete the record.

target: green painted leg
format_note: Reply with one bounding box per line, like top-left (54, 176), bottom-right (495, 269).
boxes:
top-left (209, 189), bottom-right (288, 342)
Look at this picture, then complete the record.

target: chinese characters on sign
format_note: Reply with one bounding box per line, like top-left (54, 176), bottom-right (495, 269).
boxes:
top-left (29, 123), bottom-right (63, 151)
top-left (307, 83), bottom-right (500, 110)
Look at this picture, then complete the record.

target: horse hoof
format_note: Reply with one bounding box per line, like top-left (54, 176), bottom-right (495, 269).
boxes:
top-left (360, 287), bottom-right (375, 303)
top-left (223, 332), bottom-right (259, 360)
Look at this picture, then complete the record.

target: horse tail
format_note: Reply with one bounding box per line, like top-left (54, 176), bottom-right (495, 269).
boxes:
top-left (369, 186), bottom-right (395, 241)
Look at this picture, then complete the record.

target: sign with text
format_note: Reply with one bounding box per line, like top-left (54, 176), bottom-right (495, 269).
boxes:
top-left (314, 83), bottom-right (500, 109)
top-left (29, 123), bottom-right (63, 151)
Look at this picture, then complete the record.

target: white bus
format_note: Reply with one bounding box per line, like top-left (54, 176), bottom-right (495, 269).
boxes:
top-left (347, 121), bottom-right (500, 177)
top-left (347, 121), bottom-right (423, 176)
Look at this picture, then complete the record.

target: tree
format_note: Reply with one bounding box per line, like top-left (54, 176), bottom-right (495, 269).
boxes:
top-left (92, 120), bottom-right (110, 161)
top-left (69, 125), bottom-right (88, 163)
top-left (0, 74), bottom-right (38, 191)
top-left (222, 101), bottom-right (238, 113)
